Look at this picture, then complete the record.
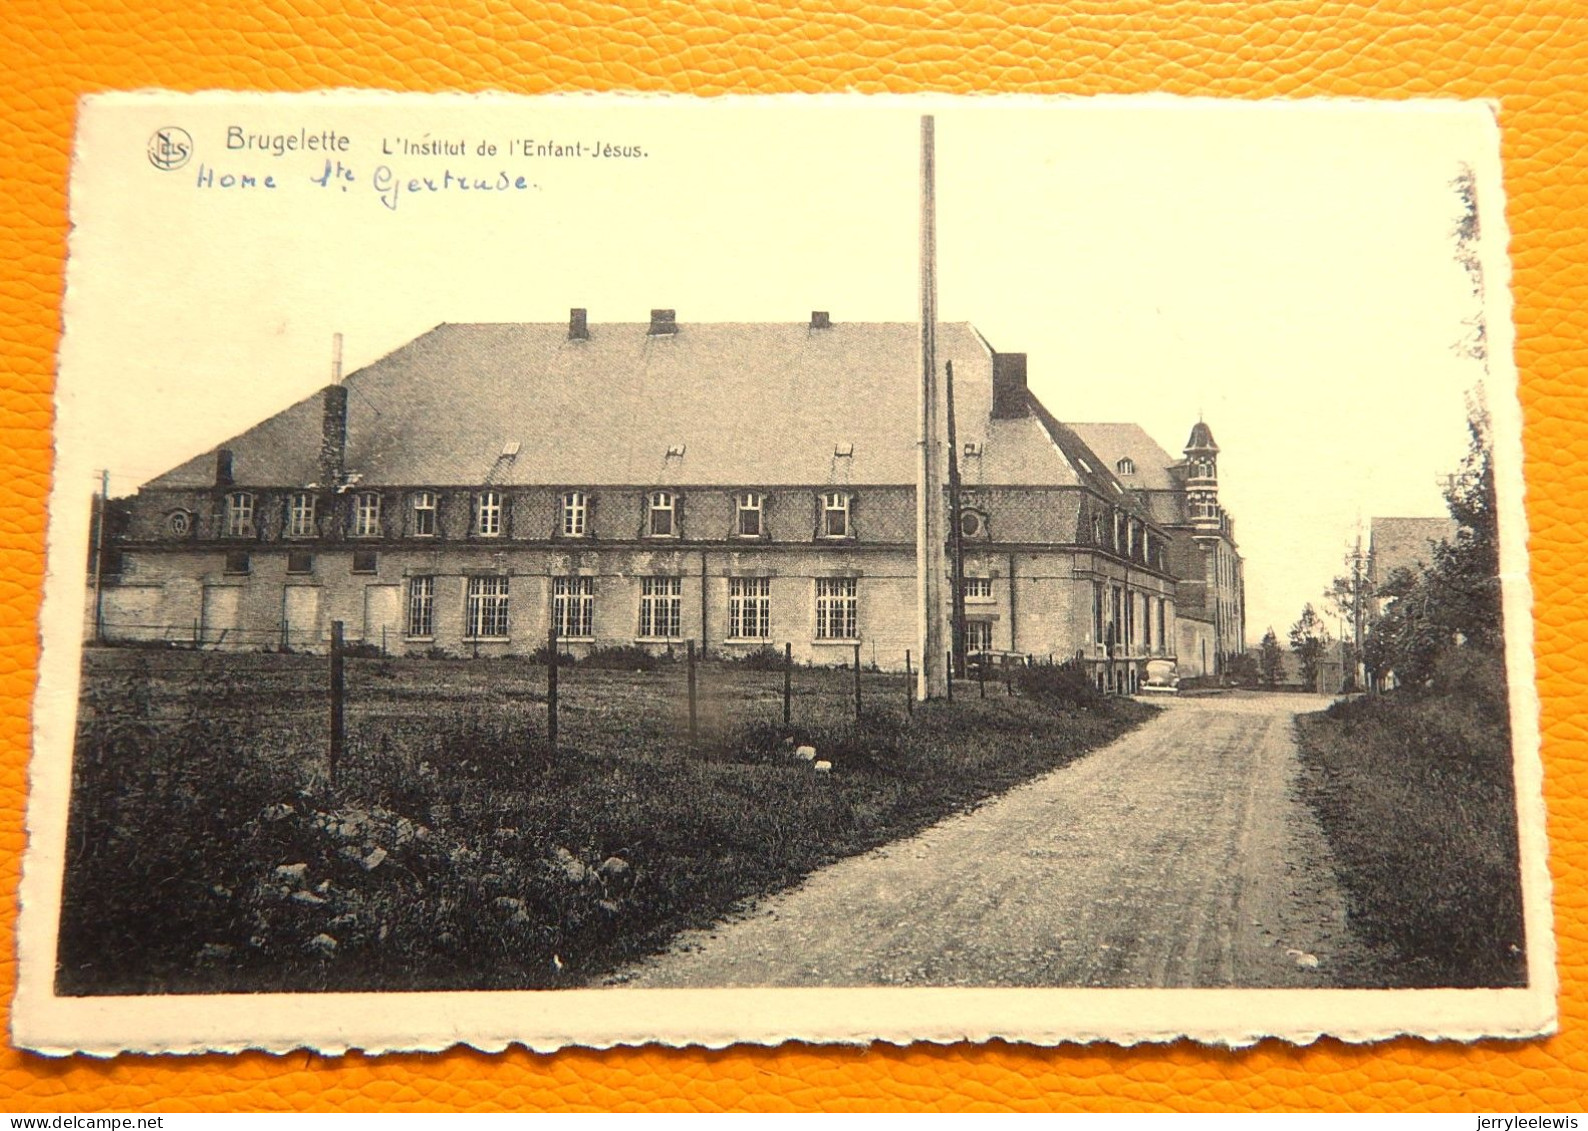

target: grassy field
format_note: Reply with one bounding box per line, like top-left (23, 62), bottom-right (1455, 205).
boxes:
top-left (58, 649), bottom-right (1152, 995)
top-left (1293, 651), bottom-right (1527, 988)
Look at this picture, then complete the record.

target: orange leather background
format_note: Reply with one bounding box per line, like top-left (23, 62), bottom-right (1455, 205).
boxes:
top-left (4, 0), bottom-right (1585, 1111)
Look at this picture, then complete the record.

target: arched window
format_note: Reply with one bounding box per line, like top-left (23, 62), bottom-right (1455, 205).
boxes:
top-left (648, 490), bottom-right (677, 537)
top-left (287, 492), bottom-right (316, 538)
top-left (1116, 457), bottom-right (1135, 476)
top-left (351, 491), bottom-right (383, 538)
top-left (735, 491), bottom-right (763, 538)
top-left (821, 491), bottom-right (852, 538)
top-left (475, 489), bottom-right (503, 537)
top-left (224, 492), bottom-right (255, 538)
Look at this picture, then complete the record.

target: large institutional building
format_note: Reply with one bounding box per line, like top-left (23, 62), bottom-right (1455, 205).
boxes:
top-left (96, 310), bottom-right (1246, 688)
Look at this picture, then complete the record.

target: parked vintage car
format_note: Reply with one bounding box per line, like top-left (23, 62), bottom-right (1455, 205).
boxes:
top-left (1139, 658), bottom-right (1180, 695)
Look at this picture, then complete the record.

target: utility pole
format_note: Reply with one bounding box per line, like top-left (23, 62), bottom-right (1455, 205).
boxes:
top-left (916, 114), bottom-right (948, 700)
top-left (1351, 531), bottom-right (1367, 689)
top-left (945, 360), bottom-right (967, 680)
top-left (90, 469), bottom-right (109, 644)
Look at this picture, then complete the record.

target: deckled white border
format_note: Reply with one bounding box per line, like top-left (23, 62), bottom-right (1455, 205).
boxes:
top-left (13, 91), bottom-right (1556, 1057)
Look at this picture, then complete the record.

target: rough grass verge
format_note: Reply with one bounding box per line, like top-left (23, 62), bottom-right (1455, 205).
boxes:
top-left (56, 651), bottom-right (1152, 995)
top-left (1292, 651), bottom-right (1525, 988)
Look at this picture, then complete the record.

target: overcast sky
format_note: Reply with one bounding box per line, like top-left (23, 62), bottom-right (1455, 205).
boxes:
top-left (56, 94), bottom-right (1510, 640)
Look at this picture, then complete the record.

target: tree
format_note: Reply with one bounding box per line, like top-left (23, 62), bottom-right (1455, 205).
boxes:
top-left (1288, 603), bottom-right (1333, 691)
top-left (1360, 393), bottom-right (1502, 692)
top-left (1258, 628), bottom-right (1284, 689)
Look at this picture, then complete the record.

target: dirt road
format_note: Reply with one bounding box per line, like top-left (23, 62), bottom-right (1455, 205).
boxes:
top-left (619, 692), bottom-right (1377, 988)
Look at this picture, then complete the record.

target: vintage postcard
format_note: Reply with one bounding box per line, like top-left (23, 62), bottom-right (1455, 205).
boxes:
top-left (14, 92), bottom-right (1553, 1054)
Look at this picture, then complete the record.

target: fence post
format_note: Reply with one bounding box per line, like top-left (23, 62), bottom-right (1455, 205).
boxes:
top-left (280, 619), bottom-right (287, 653)
top-left (547, 620), bottom-right (559, 760)
top-left (192, 618), bottom-right (200, 649)
top-left (979, 655), bottom-right (986, 699)
top-left (783, 642), bottom-right (792, 729)
top-left (1006, 661), bottom-right (1014, 696)
top-left (381, 625), bottom-right (388, 657)
top-left (853, 641), bottom-right (862, 718)
top-left (946, 650), bottom-right (954, 703)
top-left (329, 620), bottom-right (345, 790)
top-left (905, 649), bottom-right (913, 716)
top-left (687, 639), bottom-right (698, 746)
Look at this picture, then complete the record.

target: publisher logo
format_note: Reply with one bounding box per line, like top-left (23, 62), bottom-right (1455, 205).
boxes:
top-left (147, 127), bottom-right (193, 171)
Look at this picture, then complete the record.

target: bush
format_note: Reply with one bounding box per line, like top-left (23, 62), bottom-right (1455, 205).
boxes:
top-left (1012, 659), bottom-right (1101, 709)
top-left (527, 643), bottom-right (576, 667)
top-left (726, 645), bottom-right (790, 671)
top-left (580, 644), bottom-right (664, 671)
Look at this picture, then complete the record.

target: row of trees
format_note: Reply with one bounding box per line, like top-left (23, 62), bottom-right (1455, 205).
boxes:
top-left (1248, 397), bottom-right (1499, 694)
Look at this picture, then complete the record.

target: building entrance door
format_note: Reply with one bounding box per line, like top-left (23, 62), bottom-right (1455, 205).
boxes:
top-left (282, 586), bottom-right (320, 652)
top-left (363, 585), bottom-right (402, 653)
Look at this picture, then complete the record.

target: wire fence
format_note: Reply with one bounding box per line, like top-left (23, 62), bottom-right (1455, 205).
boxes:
top-left (81, 621), bottom-right (1041, 790)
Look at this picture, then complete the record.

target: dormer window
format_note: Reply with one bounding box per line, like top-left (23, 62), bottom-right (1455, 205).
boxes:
top-left (735, 491), bottom-right (763, 538)
top-left (412, 491), bottom-right (437, 537)
top-left (561, 491), bottom-right (588, 537)
top-left (648, 491), bottom-right (677, 537)
top-left (821, 491), bottom-right (851, 538)
top-left (351, 491), bottom-right (382, 538)
top-left (287, 492), bottom-right (316, 538)
top-left (476, 489), bottom-right (503, 537)
top-left (224, 492), bottom-right (255, 538)
top-left (1116, 457), bottom-right (1135, 476)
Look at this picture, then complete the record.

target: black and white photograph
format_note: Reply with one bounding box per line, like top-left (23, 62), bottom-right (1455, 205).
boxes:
top-left (16, 93), bottom-right (1551, 1053)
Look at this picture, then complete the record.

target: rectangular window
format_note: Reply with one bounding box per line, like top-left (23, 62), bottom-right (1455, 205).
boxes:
top-left (1110, 586), bottom-right (1123, 648)
top-left (412, 491), bottom-right (437, 537)
top-left (553, 576), bottom-right (594, 638)
top-left (287, 492), bottom-right (316, 538)
top-left (407, 575), bottom-right (435, 638)
top-left (962, 576), bottom-right (994, 602)
top-left (352, 550), bottom-right (378, 574)
top-left (352, 492), bottom-right (382, 538)
top-left (286, 550), bottom-right (313, 574)
top-left (1158, 600), bottom-right (1167, 654)
top-left (561, 491), bottom-right (588, 537)
top-left (225, 492), bottom-right (254, 538)
top-left (223, 550), bottom-right (250, 575)
top-left (648, 491), bottom-right (676, 537)
top-left (639, 576), bottom-right (682, 638)
top-left (821, 492), bottom-right (851, 538)
top-left (815, 577), bottom-right (857, 640)
top-left (735, 492), bottom-right (763, 537)
top-left (966, 620), bottom-right (994, 653)
top-left (476, 490), bottom-right (502, 537)
top-left (728, 577), bottom-right (771, 640)
top-left (466, 575), bottom-right (510, 638)
top-left (1093, 581), bottom-right (1104, 645)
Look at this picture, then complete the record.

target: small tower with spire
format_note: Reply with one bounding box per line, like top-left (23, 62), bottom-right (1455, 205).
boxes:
top-left (1184, 419), bottom-right (1221, 536)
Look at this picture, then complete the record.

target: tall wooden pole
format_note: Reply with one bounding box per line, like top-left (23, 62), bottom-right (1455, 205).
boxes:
top-left (328, 620), bottom-right (345, 788)
top-left (946, 360), bottom-right (967, 680)
top-left (916, 114), bottom-right (948, 701)
top-left (90, 468), bottom-right (109, 644)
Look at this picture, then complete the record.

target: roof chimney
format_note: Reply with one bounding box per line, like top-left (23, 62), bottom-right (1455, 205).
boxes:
top-left (331, 331), bottom-right (344, 384)
top-left (648, 309), bottom-right (678, 336)
top-left (215, 448), bottom-right (234, 487)
top-left (991, 353), bottom-right (1028, 419)
top-left (810, 310), bottom-right (831, 329)
top-left (568, 308), bottom-right (589, 340)
top-left (320, 385), bottom-right (348, 488)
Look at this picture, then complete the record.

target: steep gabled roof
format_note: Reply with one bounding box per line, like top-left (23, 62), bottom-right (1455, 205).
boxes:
top-left (144, 321), bottom-right (1093, 492)
top-left (1066, 423), bottom-right (1181, 491)
top-left (1370, 516), bottom-right (1459, 582)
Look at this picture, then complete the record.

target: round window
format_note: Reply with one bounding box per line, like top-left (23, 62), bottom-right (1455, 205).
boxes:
top-left (959, 510), bottom-right (984, 538)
